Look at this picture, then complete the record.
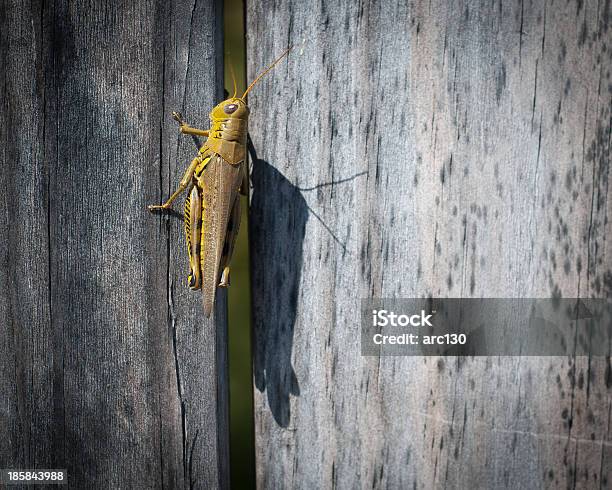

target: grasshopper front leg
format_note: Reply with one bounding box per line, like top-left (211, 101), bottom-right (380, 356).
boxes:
top-left (173, 111), bottom-right (209, 138)
top-left (148, 112), bottom-right (210, 212)
top-left (148, 155), bottom-right (201, 211)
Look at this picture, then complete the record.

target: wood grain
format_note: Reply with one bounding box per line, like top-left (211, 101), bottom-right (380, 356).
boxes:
top-left (247, 0), bottom-right (612, 488)
top-left (0, 0), bottom-right (227, 488)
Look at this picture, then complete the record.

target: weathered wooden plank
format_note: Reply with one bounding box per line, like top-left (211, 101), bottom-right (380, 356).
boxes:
top-left (247, 0), bottom-right (612, 488)
top-left (0, 0), bottom-right (227, 488)
top-left (0, 0), bottom-right (54, 474)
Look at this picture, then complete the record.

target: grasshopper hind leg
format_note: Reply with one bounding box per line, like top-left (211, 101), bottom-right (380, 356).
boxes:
top-left (184, 185), bottom-right (203, 290)
top-left (218, 195), bottom-right (242, 288)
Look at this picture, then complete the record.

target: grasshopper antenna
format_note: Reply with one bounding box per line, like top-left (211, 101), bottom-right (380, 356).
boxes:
top-left (242, 46), bottom-right (293, 99)
top-left (229, 62), bottom-right (238, 98)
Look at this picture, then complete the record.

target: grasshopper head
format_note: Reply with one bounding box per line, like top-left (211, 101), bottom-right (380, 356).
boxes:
top-left (211, 97), bottom-right (250, 122)
top-left (210, 47), bottom-right (292, 123)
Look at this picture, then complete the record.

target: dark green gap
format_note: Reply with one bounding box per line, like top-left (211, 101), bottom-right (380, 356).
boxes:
top-left (223, 0), bottom-right (255, 488)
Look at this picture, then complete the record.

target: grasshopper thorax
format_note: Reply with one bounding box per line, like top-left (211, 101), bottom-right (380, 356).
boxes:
top-left (204, 98), bottom-right (249, 164)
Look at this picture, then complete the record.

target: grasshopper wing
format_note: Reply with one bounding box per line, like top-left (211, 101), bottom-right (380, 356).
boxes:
top-left (198, 154), bottom-right (243, 317)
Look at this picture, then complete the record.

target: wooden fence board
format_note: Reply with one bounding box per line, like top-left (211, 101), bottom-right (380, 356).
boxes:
top-left (0, 0), bottom-right (227, 488)
top-left (247, 0), bottom-right (612, 488)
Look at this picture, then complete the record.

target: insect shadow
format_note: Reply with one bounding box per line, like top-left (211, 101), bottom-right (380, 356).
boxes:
top-left (248, 136), bottom-right (303, 428)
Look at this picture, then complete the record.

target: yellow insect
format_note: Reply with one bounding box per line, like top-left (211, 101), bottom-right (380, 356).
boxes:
top-left (149, 48), bottom-right (291, 317)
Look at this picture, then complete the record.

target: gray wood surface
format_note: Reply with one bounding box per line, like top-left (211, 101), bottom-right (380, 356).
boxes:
top-left (247, 0), bottom-right (612, 488)
top-left (0, 0), bottom-right (227, 488)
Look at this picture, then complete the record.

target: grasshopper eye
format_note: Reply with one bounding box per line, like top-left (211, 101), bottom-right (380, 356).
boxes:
top-left (224, 103), bottom-right (238, 114)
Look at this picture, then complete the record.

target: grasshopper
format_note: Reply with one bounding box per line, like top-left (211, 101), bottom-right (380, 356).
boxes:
top-left (149, 48), bottom-right (291, 317)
